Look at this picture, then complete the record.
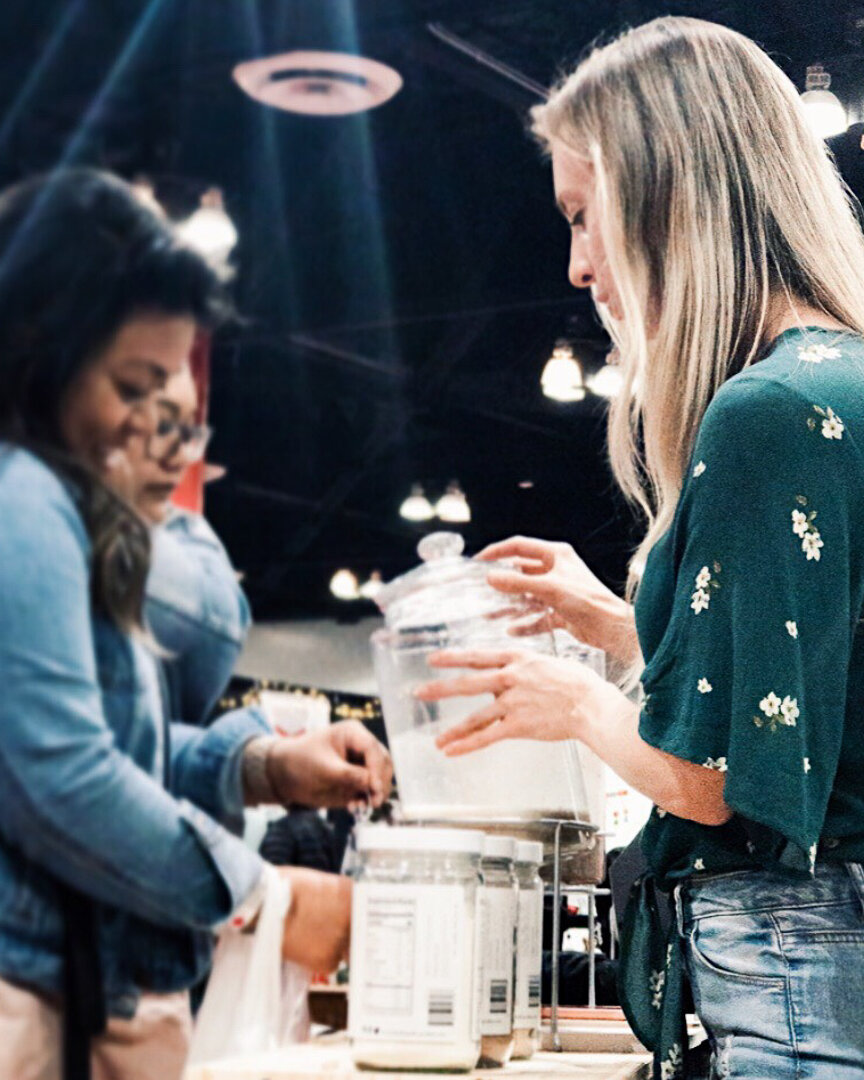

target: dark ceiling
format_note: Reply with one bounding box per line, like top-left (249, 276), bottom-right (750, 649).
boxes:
top-left (2, 0), bottom-right (863, 617)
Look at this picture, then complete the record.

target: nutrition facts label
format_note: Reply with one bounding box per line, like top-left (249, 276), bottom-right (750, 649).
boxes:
top-left (350, 883), bottom-right (476, 1043)
top-left (477, 886), bottom-right (516, 1036)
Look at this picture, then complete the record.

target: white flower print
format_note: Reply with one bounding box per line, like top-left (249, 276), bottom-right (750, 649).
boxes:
top-left (690, 562), bottom-right (721, 614)
top-left (661, 1043), bottom-right (683, 1080)
top-left (799, 343), bottom-right (841, 363)
top-left (809, 842), bottom-right (818, 870)
top-left (807, 403), bottom-right (845, 440)
top-left (803, 757), bottom-right (812, 773)
top-left (780, 696), bottom-right (800, 726)
top-left (702, 757), bottom-right (728, 772)
top-left (693, 460), bottom-right (707, 477)
top-left (694, 858), bottom-right (705, 871)
top-left (802, 531), bottom-right (824, 561)
top-left (697, 678), bottom-right (713, 694)
top-left (655, 806), bottom-right (667, 818)
top-left (786, 620), bottom-right (799, 638)
top-left (791, 509), bottom-right (809, 538)
top-left (649, 969), bottom-right (665, 1009)
top-left (792, 497), bottom-right (823, 562)
top-left (821, 408), bottom-right (844, 440)
top-left (690, 589), bottom-right (710, 614)
top-left (755, 691), bottom-right (800, 732)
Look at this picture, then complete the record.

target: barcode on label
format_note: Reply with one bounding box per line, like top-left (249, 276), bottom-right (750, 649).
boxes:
top-left (489, 979), bottom-right (509, 1014)
top-left (428, 992), bottom-right (455, 1027)
top-left (528, 976), bottom-right (541, 1008)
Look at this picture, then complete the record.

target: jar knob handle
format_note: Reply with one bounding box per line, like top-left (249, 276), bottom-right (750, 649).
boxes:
top-left (417, 531), bottom-right (465, 562)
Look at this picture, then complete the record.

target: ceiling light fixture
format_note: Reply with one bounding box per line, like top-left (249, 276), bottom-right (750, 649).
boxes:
top-left (176, 188), bottom-right (238, 262)
top-left (330, 569), bottom-right (360, 601)
top-left (541, 342), bottom-right (586, 403)
top-left (233, 51), bottom-right (402, 116)
top-left (435, 482), bottom-right (471, 523)
top-left (801, 64), bottom-right (847, 139)
top-left (586, 363), bottom-right (624, 399)
top-left (399, 485), bottom-right (435, 522)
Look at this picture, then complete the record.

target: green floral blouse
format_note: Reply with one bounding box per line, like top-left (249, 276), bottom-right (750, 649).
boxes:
top-left (619, 327), bottom-right (864, 1078)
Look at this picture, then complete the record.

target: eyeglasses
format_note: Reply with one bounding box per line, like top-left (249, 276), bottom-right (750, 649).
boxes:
top-left (147, 411), bottom-right (212, 464)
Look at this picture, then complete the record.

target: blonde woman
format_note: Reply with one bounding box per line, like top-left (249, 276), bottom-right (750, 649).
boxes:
top-left (416, 17), bottom-right (864, 1078)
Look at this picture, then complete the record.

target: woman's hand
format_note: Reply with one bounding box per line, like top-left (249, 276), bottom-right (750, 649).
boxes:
top-left (266, 721), bottom-right (393, 810)
top-left (414, 648), bottom-right (612, 756)
top-left (477, 536), bottom-right (640, 666)
top-left (281, 868), bottom-right (352, 972)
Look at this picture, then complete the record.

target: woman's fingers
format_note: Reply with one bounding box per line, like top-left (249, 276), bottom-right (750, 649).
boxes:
top-left (415, 669), bottom-right (509, 701)
top-left (508, 612), bottom-right (555, 637)
top-left (487, 569), bottom-right (555, 597)
top-left (435, 700), bottom-right (504, 748)
top-left (476, 537), bottom-right (556, 569)
top-left (427, 649), bottom-right (518, 669)
top-left (442, 721), bottom-right (510, 757)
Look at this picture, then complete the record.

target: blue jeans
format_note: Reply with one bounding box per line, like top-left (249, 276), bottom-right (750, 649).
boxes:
top-left (678, 862), bottom-right (864, 1078)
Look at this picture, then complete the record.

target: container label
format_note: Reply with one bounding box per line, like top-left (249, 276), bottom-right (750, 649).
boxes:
top-left (349, 883), bottom-right (477, 1044)
top-left (513, 887), bottom-right (543, 1027)
top-left (477, 885), bottom-right (516, 1036)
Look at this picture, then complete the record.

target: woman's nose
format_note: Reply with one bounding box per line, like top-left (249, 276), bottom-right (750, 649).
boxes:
top-left (568, 237), bottom-right (595, 290)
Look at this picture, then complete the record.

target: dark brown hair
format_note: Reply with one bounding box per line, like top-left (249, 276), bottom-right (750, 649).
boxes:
top-left (0, 168), bottom-right (230, 631)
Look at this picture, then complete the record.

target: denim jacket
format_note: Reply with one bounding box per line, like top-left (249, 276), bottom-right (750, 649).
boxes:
top-left (146, 509), bottom-right (251, 724)
top-left (0, 447), bottom-right (268, 1017)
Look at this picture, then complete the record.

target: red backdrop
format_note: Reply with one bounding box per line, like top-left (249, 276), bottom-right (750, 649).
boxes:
top-left (171, 332), bottom-right (211, 514)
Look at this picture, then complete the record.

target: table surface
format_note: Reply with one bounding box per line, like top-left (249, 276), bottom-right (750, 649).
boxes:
top-left (186, 1040), bottom-right (652, 1080)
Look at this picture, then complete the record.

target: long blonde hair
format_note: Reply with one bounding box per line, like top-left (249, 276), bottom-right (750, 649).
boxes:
top-left (532, 16), bottom-right (864, 601)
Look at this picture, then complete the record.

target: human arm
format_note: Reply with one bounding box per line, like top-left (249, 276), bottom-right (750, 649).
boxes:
top-left (418, 649), bottom-right (729, 825)
top-left (0, 460), bottom-right (264, 929)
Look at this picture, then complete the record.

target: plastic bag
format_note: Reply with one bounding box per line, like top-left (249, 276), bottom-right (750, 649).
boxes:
top-left (187, 864), bottom-right (311, 1066)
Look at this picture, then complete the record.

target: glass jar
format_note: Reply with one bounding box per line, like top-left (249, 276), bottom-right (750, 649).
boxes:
top-left (476, 835), bottom-right (518, 1067)
top-left (372, 532), bottom-right (589, 823)
top-left (511, 841), bottom-right (545, 1060)
top-left (349, 825), bottom-right (483, 1071)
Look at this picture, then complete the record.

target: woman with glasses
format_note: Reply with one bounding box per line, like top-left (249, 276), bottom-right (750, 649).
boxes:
top-left (112, 363), bottom-right (241, 725)
top-left (0, 168), bottom-right (392, 1080)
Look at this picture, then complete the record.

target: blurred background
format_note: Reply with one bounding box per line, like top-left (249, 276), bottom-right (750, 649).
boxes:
top-left (3, 0), bottom-right (862, 710)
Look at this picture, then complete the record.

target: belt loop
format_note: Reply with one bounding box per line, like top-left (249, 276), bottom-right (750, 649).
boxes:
top-left (844, 862), bottom-right (864, 917)
top-left (673, 882), bottom-right (686, 937)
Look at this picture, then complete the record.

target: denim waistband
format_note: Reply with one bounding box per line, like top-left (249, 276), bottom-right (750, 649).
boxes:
top-left (676, 861), bottom-right (864, 932)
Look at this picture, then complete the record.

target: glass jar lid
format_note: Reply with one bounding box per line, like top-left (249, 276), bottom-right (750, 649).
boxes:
top-left (481, 835), bottom-right (517, 862)
top-left (374, 531), bottom-right (525, 633)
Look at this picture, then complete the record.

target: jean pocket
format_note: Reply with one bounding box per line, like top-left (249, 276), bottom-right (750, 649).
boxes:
top-left (688, 912), bottom-right (787, 986)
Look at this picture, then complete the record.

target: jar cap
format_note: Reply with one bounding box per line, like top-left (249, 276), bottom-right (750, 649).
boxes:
top-left (515, 840), bottom-right (544, 865)
top-left (482, 835), bottom-right (516, 861)
top-left (356, 825), bottom-right (483, 856)
top-left (373, 531), bottom-right (526, 633)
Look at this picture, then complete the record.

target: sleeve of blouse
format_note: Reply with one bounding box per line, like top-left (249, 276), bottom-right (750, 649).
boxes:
top-left (638, 375), bottom-right (864, 869)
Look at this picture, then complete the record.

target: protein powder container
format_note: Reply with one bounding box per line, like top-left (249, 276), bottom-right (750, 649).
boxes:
top-left (476, 835), bottom-right (518, 1067)
top-left (511, 841), bottom-right (544, 1059)
top-left (349, 826), bottom-right (483, 1071)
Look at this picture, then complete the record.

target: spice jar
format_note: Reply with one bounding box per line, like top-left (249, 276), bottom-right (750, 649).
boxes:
top-left (476, 835), bottom-right (518, 1067)
top-left (349, 826), bottom-right (483, 1071)
top-left (511, 841), bottom-right (545, 1060)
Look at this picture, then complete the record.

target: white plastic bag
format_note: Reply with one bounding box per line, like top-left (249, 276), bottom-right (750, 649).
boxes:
top-left (187, 864), bottom-right (311, 1066)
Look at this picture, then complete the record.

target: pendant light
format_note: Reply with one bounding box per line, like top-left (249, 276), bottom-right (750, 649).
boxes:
top-left (399, 485), bottom-right (435, 522)
top-left (801, 64), bottom-right (847, 139)
top-left (541, 343), bottom-right (586, 402)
